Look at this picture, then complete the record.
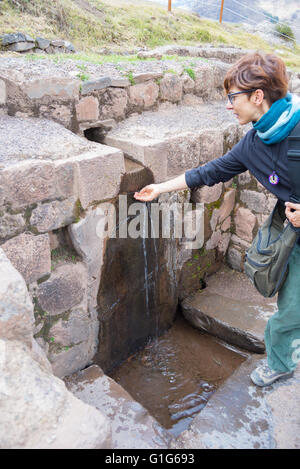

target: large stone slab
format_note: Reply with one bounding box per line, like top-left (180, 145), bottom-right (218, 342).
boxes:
top-left (64, 364), bottom-right (172, 449)
top-left (0, 115), bottom-right (125, 210)
top-left (0, 339), bottom-right (111, 449)
top-left (73, 146), bottom-right (125, 209)
top-left (0, 115), bottom-right (93, 165)
top-left (1, 232), bottom-right (51, 285)
top-left (104, 102), bottom-right (240, 182)
top-left (175, 355), bottom-right (300, 449)
top-left (36, 262), bottom-right (87, 315)
top-left (0, 248), bottom-right (34, 347)
top-left (68, 206), bottom-right (112, 310)
top-left (181, 266), bottom-right (277, 353)
top-left (23, 77), bottom-right (80, 101)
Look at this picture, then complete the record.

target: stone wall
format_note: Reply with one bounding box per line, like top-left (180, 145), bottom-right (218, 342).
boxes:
top-left (0, 247), bottom-right (111, 448)
top-left (1, 32), bottom-right (76, 54)
top-left (0, 53), bottom-right (299, 381)
top-left (0, 60), bottom-right (230, 132)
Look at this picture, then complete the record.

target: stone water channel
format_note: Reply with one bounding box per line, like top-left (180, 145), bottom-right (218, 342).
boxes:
top-left (89, 191), bottom-right (248, 438)
top-left (1, 54), bottom-right (299, 447)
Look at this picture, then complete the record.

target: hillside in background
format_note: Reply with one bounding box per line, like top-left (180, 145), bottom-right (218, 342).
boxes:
top-left (152, 0), bottom-right (300, 38)
top-left (0, 0), bottom-right (299, 69)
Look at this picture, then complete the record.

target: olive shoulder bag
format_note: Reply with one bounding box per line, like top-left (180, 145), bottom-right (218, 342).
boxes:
top-left (244, 121), bottom-right (300, 297)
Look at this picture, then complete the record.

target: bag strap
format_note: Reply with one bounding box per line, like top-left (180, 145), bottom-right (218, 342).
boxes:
top-left (287, 120), bottom-right (300, 204)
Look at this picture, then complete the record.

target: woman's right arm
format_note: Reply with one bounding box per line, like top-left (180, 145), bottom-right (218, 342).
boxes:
top-left (134, 173), bottom-right (188, 202)
top-left (134, 134), bottom-right (249, 202)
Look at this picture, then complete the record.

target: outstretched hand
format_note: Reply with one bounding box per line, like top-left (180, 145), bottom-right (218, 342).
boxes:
top-left (134, 184), bottom-right (161, 202)
top-left (285, 202), bottom-right (300, 228)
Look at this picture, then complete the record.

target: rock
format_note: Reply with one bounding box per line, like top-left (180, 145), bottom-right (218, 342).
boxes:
top-left (0, 79), bottom-right (6, 105)
top-left (129, 81), bottom-right (159, 109)
top-left (98, 88), bottom-right (128, 121)
top-left (159, 73), bottom-right (183, 102)
top-left (49, 340), bottom-right (95, 379)
top-left (234, 207), bottom-right (257, 242)
top-left (7, 42), bottom-right (34, 52)
top-left (39, 103), bottom-right (72, 128)
top-left (65, 365), bottom-right (172, 449)
top-left (137, 50), bottom-right (163, 60)
top-left (1, 160), bottom-right (56, 210)
top-left (0, 248), bottom-right (34, 347)
top-left (191, 183), bottom-right (223, 204)
top-left (37, 263), bottom-right (87, 315)
top-left (181, 94), bottom-right (203, 106)
top-left (110, 77), bottom-right (131, 88)
top-left (2, 33), bottom-right (34, 45)
top-left (80, 77), bottom-right (112, 95)
top-left (51, 39), bottom-right (65, 47)
top-left (227, 245), bottom-right (243, 272)
top-left (219, 189), bottom-right (236, 223)
top-left (210, 208), bottom-right (220, 231)
top-left (35, 37), bottom-right (50, 50)
top-left (194, 64), bottom-right (215, 96)
top-left (240, 190), bottom-right (268, 214)
top-left (0, 339), bottom-right (111, 448)
top-left (1, 33), bottom-right (23, 45)
top-left (181, 266), bottom-right (276, 352)
top-left (1, 232), bottom-right (51, 284)
top-left (49, 307), bottom-right (90, 346)
top-left (76, 95), bottom-right (99, 122)
top-left (30, 197), bottom-right (77, 232)
top-left (74, 145), bottom-right (125, 209)
top-left (176, 356), bottom-right (300, 449)
top-left (218, 231), bottom-right (231, 254)
top-left (0, 213), bottom-right (25, 242)
top-left (221, 216), bottom-right (231, 232)
top-left (53, 160), bottom-right (76, 199)
top-left (199, 129), bottom-right (224, 163)
top-left (206, 230), bottom-right (222, 250)
top-left (164, 133), bottom-right (201, 178)
top-left (23, 78), bottom-right (80, 101)
top-left (290, 78), bottom-right (300, 94)
top-left (181, 73), bottom-right (195, 93)
top-left (132, 72), bottom-right (163, 84)
top-left (64, 41), bottom-right (76, 53)
top-left (68, 206), bottom-right (112, 309)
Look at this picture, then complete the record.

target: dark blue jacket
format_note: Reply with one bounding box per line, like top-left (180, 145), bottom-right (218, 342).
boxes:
top-left (185, 128), bottom-right (290, 201)
top-left (185, 128), bottom-right (300, 245)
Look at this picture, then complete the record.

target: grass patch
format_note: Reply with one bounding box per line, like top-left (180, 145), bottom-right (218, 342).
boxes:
top-left (0, 0), bottom-right (299, 70)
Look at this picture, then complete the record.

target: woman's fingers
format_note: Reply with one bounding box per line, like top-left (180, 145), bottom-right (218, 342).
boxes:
top-left (285, 203), bottom-right (300, 228)
top-left (134, 185), bottom-right (159, 202)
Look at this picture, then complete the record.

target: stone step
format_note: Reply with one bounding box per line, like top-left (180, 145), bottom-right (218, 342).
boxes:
top-left (180, 266), bottom-right (277, 353)
top-left (64, 364), bottom-right (173, 449)
top-left (104, 101), bottom-right (244, 182)
top-left (120, 157), bottom-right (153, 193)
top-left (175, 355), bottom-right (300, 449)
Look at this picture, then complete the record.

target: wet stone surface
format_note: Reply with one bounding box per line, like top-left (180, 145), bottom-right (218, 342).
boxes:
top-left (109, 314), bottom-right (247, 437)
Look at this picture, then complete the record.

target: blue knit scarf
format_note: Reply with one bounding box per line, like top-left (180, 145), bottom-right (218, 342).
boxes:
top-left (253, 92), bottom-right (300, 145)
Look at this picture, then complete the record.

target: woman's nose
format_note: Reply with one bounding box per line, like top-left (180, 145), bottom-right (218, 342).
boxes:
top-left (226, 100), bottom-right (233, 110)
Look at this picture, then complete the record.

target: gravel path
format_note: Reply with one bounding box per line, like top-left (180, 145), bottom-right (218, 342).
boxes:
top-left (0, 53), bottom-right (213, 81)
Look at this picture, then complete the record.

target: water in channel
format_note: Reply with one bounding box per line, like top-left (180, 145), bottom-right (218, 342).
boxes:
top-left (109, 314), bottom-right (247, 437)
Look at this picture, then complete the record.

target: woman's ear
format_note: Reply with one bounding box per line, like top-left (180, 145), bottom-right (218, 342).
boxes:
top-left (253, 89), bottom-right (264, 105)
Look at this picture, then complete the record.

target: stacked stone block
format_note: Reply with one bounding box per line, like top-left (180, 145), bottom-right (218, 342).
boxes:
top-left (0, 115), bottom-right (124, 378)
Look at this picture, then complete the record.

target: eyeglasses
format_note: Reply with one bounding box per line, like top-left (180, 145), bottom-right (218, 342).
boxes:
top-left (227, 89), bottom-right (258, 105)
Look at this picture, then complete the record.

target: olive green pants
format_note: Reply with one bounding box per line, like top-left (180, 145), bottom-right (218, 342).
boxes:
top-left (264, 243), bottom-right (300, 372)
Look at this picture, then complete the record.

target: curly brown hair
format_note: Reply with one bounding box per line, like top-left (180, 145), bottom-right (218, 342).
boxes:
top-left (224, 52), bottom-right (289, 104)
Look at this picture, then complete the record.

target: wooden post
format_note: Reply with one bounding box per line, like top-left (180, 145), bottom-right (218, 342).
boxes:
top-left (168, 0), bottom-right (172, 12)
top-left (219, 0), bottom-right (224, 23)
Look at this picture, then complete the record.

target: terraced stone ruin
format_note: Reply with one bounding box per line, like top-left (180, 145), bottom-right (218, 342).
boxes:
top-left (1, 46), bottom-right (300, 449)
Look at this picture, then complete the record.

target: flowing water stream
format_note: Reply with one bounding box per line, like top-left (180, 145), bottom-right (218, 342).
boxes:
top-left (109, 314), bottom-right (247, 436)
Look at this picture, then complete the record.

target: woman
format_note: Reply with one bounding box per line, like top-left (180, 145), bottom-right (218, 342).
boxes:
top-left (134, 52), bottom-right (300, 387)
